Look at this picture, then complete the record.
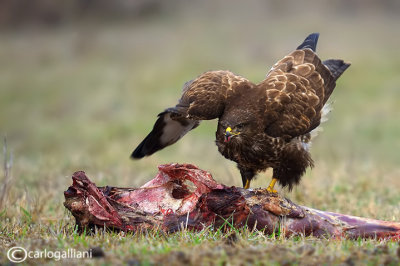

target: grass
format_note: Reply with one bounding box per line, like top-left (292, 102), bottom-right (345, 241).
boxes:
top-left (1, 219), bottom-right (400, 265)
top-left (1, 2), bottom-right (400, 265)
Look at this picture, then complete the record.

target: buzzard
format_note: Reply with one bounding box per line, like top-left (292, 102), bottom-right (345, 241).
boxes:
top-left (131, 33), bottom-right (350, 192)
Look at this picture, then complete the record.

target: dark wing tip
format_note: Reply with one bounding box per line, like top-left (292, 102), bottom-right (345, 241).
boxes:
top-left (130, 127), bottom-right (161, 160)
top-left (297, 33), bottom-right (320, 52)
top-left (130, 141), bottom-right (147, 159)
top-left (323, 59), bottom-right (351, 80)
top-left (130, 149), bottom-right (145, 159)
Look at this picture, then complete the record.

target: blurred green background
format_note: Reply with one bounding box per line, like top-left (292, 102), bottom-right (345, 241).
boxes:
top-left (1, 0), bottom-right (399, 218)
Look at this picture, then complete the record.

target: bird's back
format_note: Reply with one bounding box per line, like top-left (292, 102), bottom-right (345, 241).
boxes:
top-left (259, 34), bottom-right (350, 138)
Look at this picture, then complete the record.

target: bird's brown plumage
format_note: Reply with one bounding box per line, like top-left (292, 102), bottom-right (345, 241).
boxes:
top-left (131, 33), bottom-right (350, 190)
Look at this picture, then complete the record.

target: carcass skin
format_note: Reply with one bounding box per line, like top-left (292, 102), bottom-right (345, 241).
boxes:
top-left (64, 163), bottom-right (400, 240)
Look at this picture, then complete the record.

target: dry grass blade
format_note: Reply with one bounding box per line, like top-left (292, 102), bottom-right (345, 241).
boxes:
top-left (0, 137), bottom-right (13, 210)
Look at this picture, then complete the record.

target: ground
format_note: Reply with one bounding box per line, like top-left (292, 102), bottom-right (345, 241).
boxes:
top-left (0, 2), bottom-right (400, 265)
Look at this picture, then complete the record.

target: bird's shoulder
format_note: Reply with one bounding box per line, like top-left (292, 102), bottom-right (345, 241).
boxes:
top-left (174, 70), bottom-right (255, 120)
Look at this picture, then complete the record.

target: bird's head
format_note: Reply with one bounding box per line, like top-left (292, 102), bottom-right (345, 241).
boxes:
top-left (220, 108), bottom-right (259, 143)
top-left (224, 124), bottom-right (244, 143)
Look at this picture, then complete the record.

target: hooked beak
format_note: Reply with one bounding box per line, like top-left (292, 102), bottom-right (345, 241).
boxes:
top-left (224, 127), bottom-right (238, 142)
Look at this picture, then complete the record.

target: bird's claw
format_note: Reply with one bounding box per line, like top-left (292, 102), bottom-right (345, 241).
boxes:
top-left (265, 178), bottom-right (278, 194)
top-left (266, 186), bottom-right (278, 194)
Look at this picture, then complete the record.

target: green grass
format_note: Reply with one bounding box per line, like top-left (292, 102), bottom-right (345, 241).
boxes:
top-left (1, 3), bottom-right (400, 265)
top-left (1, 220), bottom-right (400, 265)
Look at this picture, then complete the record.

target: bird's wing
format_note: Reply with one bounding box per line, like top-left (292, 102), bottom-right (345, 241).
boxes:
top-left (175, 70), bottom-right (252, 120)
top-left (131, 70), bottom-right (252, 158)
top-left (260, 48), bottom-right (338, 138)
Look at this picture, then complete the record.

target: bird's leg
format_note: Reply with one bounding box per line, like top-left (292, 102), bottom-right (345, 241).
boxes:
top-left (266, 178), bottom-right (278, 193)
top-left (239, 167), bottom-right (255, 190)
top-left (244, 179), bottom-right (251, 189)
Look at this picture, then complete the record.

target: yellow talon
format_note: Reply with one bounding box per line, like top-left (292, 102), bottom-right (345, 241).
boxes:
top-left (266, 178), bottom-right (278, 193)
top-left (244, 179), bottom-right (250, 189)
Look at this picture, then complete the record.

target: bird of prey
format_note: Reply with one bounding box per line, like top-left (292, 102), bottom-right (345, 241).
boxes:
top-left (131, 33), bottom-right (350, 192)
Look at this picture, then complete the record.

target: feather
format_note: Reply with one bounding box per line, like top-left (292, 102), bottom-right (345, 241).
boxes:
top-left (297, 33), bottom-right (319, 52)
